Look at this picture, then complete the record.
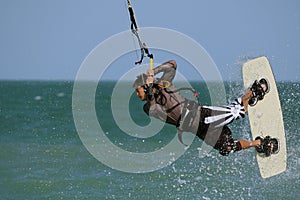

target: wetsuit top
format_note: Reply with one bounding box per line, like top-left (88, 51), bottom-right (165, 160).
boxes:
top-left (143, 60), bottom-right (201, 134)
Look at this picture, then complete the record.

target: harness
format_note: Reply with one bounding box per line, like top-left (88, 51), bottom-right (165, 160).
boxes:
top-left (146, 84), bottom-right (200, 146)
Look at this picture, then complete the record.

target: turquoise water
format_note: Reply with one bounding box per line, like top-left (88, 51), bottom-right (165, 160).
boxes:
top-left (0, 81), bottom-right (299, 199)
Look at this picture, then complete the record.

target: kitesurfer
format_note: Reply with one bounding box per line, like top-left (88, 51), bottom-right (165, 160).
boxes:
top-left (133, 60), bottom-right (278, 156)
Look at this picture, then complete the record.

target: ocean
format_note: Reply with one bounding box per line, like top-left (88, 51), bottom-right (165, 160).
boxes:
top-left (0, 81), bottom-right (299, 200)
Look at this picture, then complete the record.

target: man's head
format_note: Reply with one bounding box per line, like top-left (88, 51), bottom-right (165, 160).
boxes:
top-left (132, 74), bottom-right (147, 89)
top-left (135, 85), bottom-right (147, 101)
top-left (133, 74), bottom-right (148, 101)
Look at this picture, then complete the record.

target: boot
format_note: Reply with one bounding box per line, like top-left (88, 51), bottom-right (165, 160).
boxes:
top-left (255, 136), bottom-right (279, 157)
top-left (248, 78), bottom-right (270, 107)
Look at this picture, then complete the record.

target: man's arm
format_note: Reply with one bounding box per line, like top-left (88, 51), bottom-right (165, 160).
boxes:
top-left (153, 60), bottom-right (177, 83)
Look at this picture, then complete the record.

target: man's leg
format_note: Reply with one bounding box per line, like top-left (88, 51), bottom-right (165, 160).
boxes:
top-left (241, 90), bottom-right (253, 112)
top-left (232, 91), bottom-right (262, 152)
top-left (237, 80), bottom-right (270, 152)
top-left (223, 139), bottom-right (261, 153)
top-left (237, 139), bottom-right (261, 150)
top-left (211, 126), bottom-right (259, 156)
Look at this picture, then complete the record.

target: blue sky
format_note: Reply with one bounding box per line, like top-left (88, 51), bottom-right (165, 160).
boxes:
top-left (0, 0), bottom-right (299, 81)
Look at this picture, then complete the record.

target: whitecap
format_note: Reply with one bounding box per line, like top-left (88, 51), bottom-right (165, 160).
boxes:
top-left (56, 92), bottom-right (65, 97)
top-left (34, 96), bottom-right (42, 101)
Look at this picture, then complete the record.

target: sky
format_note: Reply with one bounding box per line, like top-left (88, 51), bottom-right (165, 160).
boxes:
top-left (0, 0), bottom-right (300, 81)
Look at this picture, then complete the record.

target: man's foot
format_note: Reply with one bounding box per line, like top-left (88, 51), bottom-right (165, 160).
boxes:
top-left (248, 78), bottom-right (270, 107)
top-left (255, 136), bottom-right (279, 157)
top-left (248, 97), bottom-right (258, 107)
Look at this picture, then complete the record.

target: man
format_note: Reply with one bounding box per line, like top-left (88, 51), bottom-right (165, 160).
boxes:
top-left (133, 60), bottom-right (278, 156)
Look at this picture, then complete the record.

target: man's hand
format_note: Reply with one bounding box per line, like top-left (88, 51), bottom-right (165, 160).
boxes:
top-left (146, 69), bottom-right (155, 85)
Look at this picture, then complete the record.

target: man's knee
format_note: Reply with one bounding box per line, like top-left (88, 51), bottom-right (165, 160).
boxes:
top-left (219, 140), bottom-right (242, 156)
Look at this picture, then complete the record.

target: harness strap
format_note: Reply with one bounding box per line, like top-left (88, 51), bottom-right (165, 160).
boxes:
top-left (177, 100), bottom-right (198, 146)
top-left (177, 130), bottom-right (188, 146)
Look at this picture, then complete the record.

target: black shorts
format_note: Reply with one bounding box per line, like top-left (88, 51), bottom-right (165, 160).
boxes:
top-left (196, 107), bottom-right (241, 156)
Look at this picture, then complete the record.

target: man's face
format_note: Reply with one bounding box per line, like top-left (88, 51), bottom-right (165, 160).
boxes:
top-left (136, 86), bottom-right (146, 101)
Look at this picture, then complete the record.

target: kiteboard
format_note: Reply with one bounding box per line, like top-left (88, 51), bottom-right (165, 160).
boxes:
top-left (242, 56), bottom-right (287, 178)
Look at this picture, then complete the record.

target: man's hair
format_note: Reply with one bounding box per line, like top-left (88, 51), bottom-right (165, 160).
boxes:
top-left (132, 73), bottom-right (147, 89)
